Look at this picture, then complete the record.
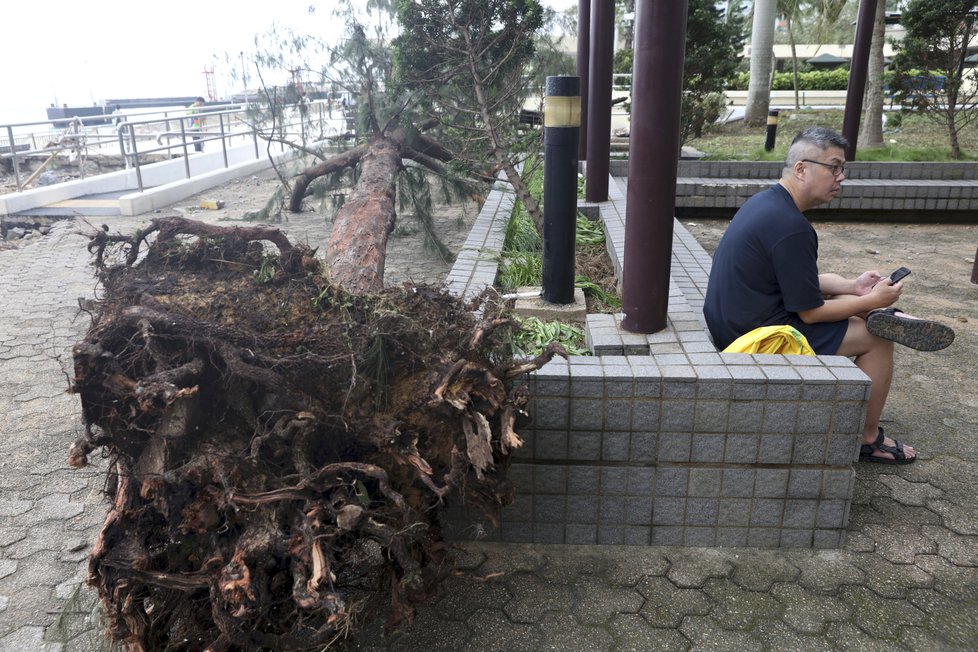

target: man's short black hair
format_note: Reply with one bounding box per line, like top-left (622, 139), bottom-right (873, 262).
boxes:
top-left (195, 96), bottom-right (206, 103)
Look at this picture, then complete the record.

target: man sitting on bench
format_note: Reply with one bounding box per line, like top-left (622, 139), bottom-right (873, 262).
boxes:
top-left (704, 126), bottom-right (954, 465)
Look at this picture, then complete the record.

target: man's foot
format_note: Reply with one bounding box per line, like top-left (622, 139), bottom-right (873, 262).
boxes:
top-left (866, 308), bottom-right (954, 351)
top-left (859, 427), bottom-right (916, 465)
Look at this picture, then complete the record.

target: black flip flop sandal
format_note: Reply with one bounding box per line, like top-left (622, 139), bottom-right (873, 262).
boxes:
top-left (859, 427), bottom-right (916, 465)
top-left (866, 308), bottom-right (954, 352)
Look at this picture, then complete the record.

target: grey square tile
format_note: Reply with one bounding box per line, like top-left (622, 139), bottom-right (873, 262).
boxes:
top-left (788, 469), bottom-right (822, 499)
top-left (750, 499), bottom-right (784, 527)
top-left (732, 382), bottom-right (767, 399)
top-left (697, 381), bottom-right (732, 399)
top-left (571, 378), bottom-right (604, 398)
top-left (767, 383), bottom-right (802, 400)
top-left (629, 432), bottom-right (657, 463)
top-left (565, 523), bottom-right (597, 544)
top-left (598, 525), bottom-right (625, 546)
top-left (721, 469), bottom-right (755, 498)
top-left (729, 401), bottom-right (764, 433)
top-left (626, 467), bottom-right (655, 496)
top-left (501, 521), bottom-right (534, 543)
top-left (694, 400), bottom-right (729, 433)
top-left (652, 526), bottom-right (684, 546)
top-left (688, 468), bottom-right (722, 497)
top-left (662, 382), bottom-right (696, 399)
top-left (783, 500), bottom-right (817, 529)
top-left (531, 397), bottom-right (569, 429)
top-left (718, 499), bottom-right (751, 527)
top-left (780, 529), bottom-right (814, 548)
top-left (655, 467), bottom-right (688, 496)
top-left (822, 469), bottom-right (855, 499)
top-left (570, 399), bottom-right (603, 430)
top-left (567, 465), bottom-right (600, 493)
top-left (814, 529), bottom-right (843, 549)
top-left (763, 402), bottom-right (799, 434)
top-left (508, 464), bottom-right (534, 490)
top-left (758, 435), bottom-right (793, 464)
top-left (567, 494), bottom-right (599, 523)
top-left (659, 432), bottom-right (692, 462)
top-left (601, 467), bottom-right (630, 495)
top-left (602, 431), bottom-right (631, 461)
top-left (533, 523), bottom-right (566, 544)
top-left (535, 431), bottom-right (569, 460)
top-left (604, 400), bottom-right (632, 430)
top-left (505, 494), bottom-right (533, 522)
top-left (632, 400), bottom-right (661, 430)
top-left (686, 498), bottom-right (719, 526)
top-left (624, 526), bottom-right (651, 546)
top-left (691, 434), bottom-right (725, 463)
top-left (755, 469), bottom-right (789, 497)
top-left (653, 497), bottom-right (685, 525)
top-left (536, 465), bottom-right (568, 493)
top-left (724, 433), bottom-right (760, 464)
top-left (831, 402), bottom-right (866, 435)
top-left (599, 495), bottom-right (627, 524)
top-left (796, 402), bottom-right (833, 434)
top-left (792, 434), bottom-right (827, 465)
top-left (568, 431), bottom-right (602, 461)
top-left (661, 399), bottom-right (695, 430)
top-left (747, 528), bottom-right (781, 548)
top-left (626, 496), bottom-right (654, 525)
top-left (817, 500), bottom-right (848, 528)
top-left (827, 435), bottom-right (860, 465)
top-left (716, 527), bottom-right (749, 547)
top-left (535, 494), bottom-right (567, 523)
top-left (684, 527), bottom-right (717, 547)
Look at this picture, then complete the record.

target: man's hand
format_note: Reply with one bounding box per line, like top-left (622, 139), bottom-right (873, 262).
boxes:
top-left (853, 271), bottom-right (882, 296)
top-left (868, 276), bottom-right (902, 307)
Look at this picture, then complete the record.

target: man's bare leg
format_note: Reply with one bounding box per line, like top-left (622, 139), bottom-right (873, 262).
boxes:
top-left (835, 316), bottom-right (915, 462)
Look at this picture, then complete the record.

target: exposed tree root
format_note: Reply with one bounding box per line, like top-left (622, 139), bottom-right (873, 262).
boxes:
top-left (71, 217), bottom-right (558, 650)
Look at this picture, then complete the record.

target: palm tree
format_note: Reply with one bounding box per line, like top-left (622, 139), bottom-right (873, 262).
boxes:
top-left (746, 0), bottom-right (778, 126)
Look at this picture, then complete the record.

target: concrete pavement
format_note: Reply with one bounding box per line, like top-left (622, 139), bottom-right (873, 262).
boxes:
top-left (1, 207), bottom-right (976, 650)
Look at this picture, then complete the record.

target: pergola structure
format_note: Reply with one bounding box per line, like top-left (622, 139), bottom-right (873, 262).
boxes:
top-left (575, 0), bottom-right (877, 334)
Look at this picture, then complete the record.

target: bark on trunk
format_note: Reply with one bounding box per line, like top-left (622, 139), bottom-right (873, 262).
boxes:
top-left (745, 0), bottom-right (777, 126)
top-left (325, 137), bottom-right (401, 292)
top-left (858, 0), bottom-right (887, 150)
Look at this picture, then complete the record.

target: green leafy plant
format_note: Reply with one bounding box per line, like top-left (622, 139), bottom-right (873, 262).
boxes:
top-left (512, 316), bottom-right (588, 357)
top-left (575, 275), bottom-right (621, 310)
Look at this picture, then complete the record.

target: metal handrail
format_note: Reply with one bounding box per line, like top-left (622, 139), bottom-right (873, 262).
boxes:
top-left (3, 100), bottom-right (338, 193)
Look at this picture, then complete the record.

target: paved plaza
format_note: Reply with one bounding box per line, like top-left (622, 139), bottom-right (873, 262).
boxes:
top-left (0, 204), bottom-right (976, 650)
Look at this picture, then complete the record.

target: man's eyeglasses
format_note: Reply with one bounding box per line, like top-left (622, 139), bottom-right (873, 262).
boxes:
top-left (802, 159), bottom-right (846, 177)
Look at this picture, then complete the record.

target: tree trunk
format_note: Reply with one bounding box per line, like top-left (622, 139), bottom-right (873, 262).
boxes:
top-left (325, 137), bottom-right (401, 292)
top-left (788, 15), bottom-right (800, 110)
top-left (746, 0), bottom-right (777, 126)
top-left (858, 0), bottom-right (886, 150)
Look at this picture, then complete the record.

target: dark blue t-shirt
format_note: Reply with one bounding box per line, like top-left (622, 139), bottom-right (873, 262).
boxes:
top-left (703, 184), bottom-right (848, 354)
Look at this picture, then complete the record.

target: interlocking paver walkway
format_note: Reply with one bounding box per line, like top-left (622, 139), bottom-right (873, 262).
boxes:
top-left (1, 198), bottom-right (977, 650)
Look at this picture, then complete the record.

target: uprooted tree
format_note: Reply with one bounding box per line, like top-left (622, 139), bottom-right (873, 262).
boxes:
top-left (71, 217), bottom-right (563, 650)
top-left (67, 4), bottom-right (573, 648)
top-left (243, 0), bottom-right (555, 292)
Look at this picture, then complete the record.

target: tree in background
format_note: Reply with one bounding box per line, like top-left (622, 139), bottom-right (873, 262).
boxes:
top-left (891, 0), bottom-right (978, 158)
top-left (613, 0), bottom-right (745, 145)
top-left (393, 0), bottom-right (548, 235)
top-left (746, 0), bottom-right (778, 126)
top-left (858, 0), bottom-right (888, 150)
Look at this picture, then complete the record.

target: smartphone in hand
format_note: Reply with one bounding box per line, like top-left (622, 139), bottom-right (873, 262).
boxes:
top-left (887, 267), bottom-right (911, 284)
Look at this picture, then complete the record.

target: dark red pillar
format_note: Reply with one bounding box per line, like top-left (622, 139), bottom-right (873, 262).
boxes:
top-left (584, 0), bottom-right (614, 203)
top-left (620, 0), bottom-right (688, 334)
top-left (577, 0), bottom-right (590, 161)
top-left (841, 0), bottom-right (879, 161)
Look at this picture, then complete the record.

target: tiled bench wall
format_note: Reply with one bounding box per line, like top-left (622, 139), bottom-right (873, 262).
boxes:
top-left (441, 177), bottom-right (869, 548)
top-left (606, 160), bottom-right (978, 212)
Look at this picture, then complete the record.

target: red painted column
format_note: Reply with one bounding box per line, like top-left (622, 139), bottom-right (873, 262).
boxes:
top-left (577, 0), bottom-right (590, 161)
top-left (620, 0), bottom-right (688, 333)
top-left (584, 0), bottom-right (614, 203)
top-left (841, 0), bottom-right (879, 161)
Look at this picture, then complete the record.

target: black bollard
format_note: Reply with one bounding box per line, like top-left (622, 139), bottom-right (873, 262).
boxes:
top-left (764, 109), bottom-right (779, 151)
top-left (542, 75), bottom-right (581, 304)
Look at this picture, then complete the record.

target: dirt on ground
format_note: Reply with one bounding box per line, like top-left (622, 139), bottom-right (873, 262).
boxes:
top-left (686, 217), bottom-right (978, 461)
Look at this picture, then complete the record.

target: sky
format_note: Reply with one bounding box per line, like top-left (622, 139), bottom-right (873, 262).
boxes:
top-left (1, 0), bottom-right (578, 125)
